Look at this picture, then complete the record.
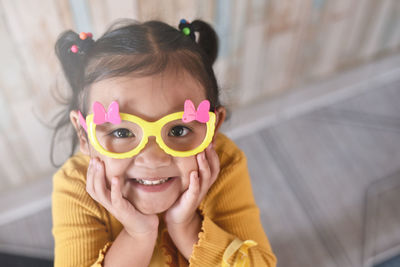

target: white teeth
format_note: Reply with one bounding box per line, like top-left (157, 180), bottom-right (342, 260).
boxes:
top-left (134, 178), bottom-right (171, 185)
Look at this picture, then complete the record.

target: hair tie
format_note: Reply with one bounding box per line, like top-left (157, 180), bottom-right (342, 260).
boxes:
top-left (179, 19), bottom-right (195, 41)
top-left (69, 32), bottom-right (94, 54)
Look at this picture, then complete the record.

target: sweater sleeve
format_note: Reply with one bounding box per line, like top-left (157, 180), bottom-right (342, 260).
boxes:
top-left (189, 140), bottom-right (277, 267)
top-left (52, 155), bottom-right (113, 267)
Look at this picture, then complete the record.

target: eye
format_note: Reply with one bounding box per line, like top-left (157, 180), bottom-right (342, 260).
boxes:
top-left (169, 126), bottom-right (190, 137)
top-left (111, 128), bottom-right (134, 138)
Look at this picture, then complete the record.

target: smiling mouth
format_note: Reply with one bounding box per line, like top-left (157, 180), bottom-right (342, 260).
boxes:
top-left (131, 177), bottom-right (174, 186)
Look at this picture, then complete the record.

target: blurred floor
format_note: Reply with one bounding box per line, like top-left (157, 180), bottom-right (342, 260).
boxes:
top-left (236, 77), bottom-right (400, 267)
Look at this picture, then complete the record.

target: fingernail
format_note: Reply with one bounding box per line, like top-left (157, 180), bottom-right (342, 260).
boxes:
top-left (112, 177), bottom-right (118, 185)
top-left (201, 152), bottom-right (206, 160)
top-left (193, 171), bottom-right (198, 178)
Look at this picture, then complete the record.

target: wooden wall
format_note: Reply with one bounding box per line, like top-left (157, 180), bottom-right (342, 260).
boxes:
top-left (0, 0), bottom-right (399, 190)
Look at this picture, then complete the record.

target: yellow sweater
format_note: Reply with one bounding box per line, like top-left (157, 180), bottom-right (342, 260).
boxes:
top-left (52, 133), bottom-right (277, 266)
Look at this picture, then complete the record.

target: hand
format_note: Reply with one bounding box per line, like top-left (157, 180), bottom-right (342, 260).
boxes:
top-left (164, 144), bottom-right (220, 227)
top-left (86, 158), bottom-right (159, 239)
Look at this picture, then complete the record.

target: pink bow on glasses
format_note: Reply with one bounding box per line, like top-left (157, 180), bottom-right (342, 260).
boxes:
top-left (93, 101), bottom-right (122, 125)
top-left (182, 100), bottom-right (210, 123)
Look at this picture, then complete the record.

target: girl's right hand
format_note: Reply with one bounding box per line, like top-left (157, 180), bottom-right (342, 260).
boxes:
top-left (86, 158), bottom-right (159, 239)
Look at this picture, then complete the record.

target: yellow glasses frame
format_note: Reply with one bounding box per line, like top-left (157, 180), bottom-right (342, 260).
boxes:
top-left (86, 111), bottom-right (216, 159)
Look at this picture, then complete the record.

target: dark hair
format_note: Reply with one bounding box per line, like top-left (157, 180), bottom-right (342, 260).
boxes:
top-left (50, 19), bottom-right (220, 166)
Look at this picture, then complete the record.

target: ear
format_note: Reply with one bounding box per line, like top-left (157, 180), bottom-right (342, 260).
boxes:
top-left (212, 106), bottom-right (226, 142)
top-left (70, 110), bottom-right (90, 155)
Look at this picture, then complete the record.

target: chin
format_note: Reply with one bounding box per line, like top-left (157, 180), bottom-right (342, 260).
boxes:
top-left (128, 194), bottom-right (178, 215)
top-left (138, 205), bottom-right (169, 215)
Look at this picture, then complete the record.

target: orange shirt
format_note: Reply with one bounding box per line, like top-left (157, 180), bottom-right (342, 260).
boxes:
top-left (52, 133), bottom-right (277, 266)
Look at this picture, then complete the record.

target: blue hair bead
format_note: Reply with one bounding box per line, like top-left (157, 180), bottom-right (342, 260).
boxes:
top-left (180, 19), bottom-right (187, 24)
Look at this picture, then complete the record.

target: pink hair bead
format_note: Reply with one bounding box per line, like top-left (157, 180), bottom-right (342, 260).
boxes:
top-left (70, 45), bottom-right (79, 53)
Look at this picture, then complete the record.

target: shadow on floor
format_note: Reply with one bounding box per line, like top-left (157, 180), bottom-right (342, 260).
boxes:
top-left (0, 252), bottom-right (52, 267)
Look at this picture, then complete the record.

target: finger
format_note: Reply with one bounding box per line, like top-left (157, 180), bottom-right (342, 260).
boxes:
top-left (197, 150), bottom-right (211, 190)
top-left (92, 158), bottom-right (112, 208)
top-left (111, 177), bottom-right (123, 210)
top-left (110, 177), bottom-right (142, 226)
top-left (171, 171), bottom-right (200, 224)
top-left (185, 171), bottom-right (200, 203)
top-left (197, 151), bottom-right (211, 179)
top-left (205, 144), bottom-right (220, 183)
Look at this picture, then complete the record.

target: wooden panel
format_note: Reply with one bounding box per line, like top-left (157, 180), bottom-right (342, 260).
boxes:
top-left (0, 0), bottom-right (73, 187)
top-left (1, 0), bottom-right (73, 95)
top-left (88, 0), bottom-right (139, 37)
top-left (136, 0), bottom-right (202, 25)
top-left (237, 23), bottom-right (266, 105)
top-left (214, 0), bottom-right (248, 106)
top-left (370, 0), bottom-right (400, 53)
top-left (9, 99), bottom-right (57, 175)
top-left (360, 0), bottom-right (396, 59)
top-left (387, 2), bottom-right (400, 50)
top-left (313, 0), bottom-right (354, 75)
top-left (0, 137), bottom-right (21, 189)
top-left (0, 6), bottom-right (29, 100)
top-left (341, 0), bottom-right (373, 61)
top-left (300, 0), bottom-right (355, 78)
top-left (259, 0), bottom-right (309, 98)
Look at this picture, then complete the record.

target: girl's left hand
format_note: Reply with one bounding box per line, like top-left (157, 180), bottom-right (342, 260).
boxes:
top-left (164, 144), bottom-right (220, 226)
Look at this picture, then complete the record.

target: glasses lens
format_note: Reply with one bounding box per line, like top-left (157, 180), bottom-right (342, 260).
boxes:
top-left (161, 119), bottom-right (207, 152)
top-left (94, 120), bottom-right (143, 153)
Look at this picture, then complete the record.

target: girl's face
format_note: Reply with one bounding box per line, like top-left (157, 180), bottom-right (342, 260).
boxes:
top-left (80, 70), bottom-right (216, 215)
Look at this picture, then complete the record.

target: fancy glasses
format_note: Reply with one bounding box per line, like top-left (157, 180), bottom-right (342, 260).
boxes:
top-left (79, 100), bottom-right (216, 159)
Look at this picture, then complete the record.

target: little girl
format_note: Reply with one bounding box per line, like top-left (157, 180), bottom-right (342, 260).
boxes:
top-left (51, 18), bottom-right (277, 267)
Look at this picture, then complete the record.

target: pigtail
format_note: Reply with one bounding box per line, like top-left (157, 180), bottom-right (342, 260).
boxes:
top-left (55, 30), bottom-right (94, 93)
top-left (191, 20), bottom-right (219, 66)
top-left (51, 31), bottom-right (93, 166)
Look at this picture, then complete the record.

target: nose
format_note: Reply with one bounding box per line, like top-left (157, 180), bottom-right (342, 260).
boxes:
top-left (134, 137), bottom-right (172, 168)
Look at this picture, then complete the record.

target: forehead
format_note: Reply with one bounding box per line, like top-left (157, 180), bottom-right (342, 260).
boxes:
top-left (87, 70), bottom-right (207, 120)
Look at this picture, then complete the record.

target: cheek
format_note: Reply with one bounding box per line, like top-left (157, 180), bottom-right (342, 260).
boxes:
top-left (101, 157), bottom-right (130, 181)
top-left (175, 156), bottom-right (198, 188)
